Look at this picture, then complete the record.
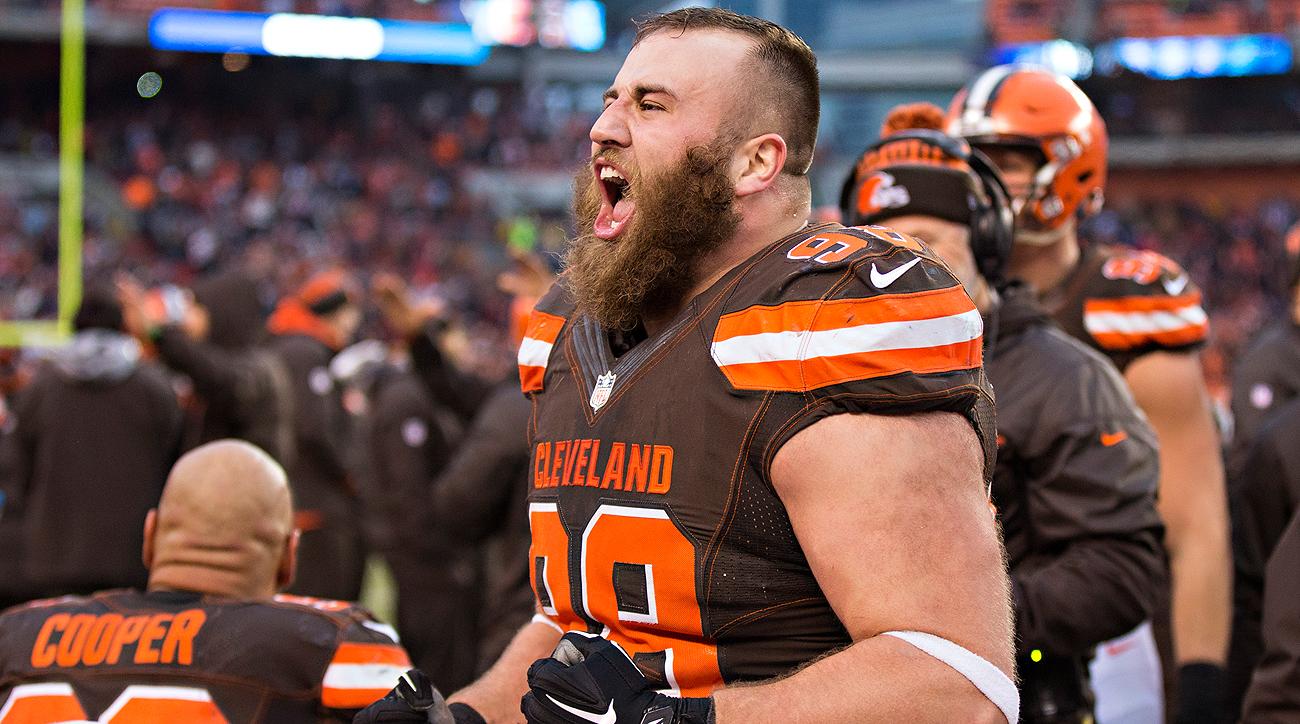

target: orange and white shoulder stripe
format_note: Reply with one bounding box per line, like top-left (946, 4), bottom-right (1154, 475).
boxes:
top-left (0, 682), bottom-right (86, 723)
top-left (519, 311), bottom-right (566, 393)
top-left (99, 684), bottom-right (227, 722)
top-left (1084, 292), bottom-right (1208, 350)
top-left (321, 641), bottom-right (411, 710)
top-left (711, 285), bottom-right (983, 392)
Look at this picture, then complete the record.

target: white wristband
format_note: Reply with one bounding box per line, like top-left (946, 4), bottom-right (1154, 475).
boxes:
top-left (882, 630), bottom-right (1019, 724)
top-left (531, 613), bottom-right (564, 633)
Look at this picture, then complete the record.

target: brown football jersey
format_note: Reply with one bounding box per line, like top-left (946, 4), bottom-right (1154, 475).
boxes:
top-left (517, 222), bottom-right (996, 696)
top-left (1045, 245), bottom-right (1208, 372)
top-left (0, 589), bottom-right (409, 723)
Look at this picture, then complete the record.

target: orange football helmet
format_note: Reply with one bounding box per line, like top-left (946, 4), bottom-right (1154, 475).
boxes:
top-left (946, 65), bottom-right (1107, 230)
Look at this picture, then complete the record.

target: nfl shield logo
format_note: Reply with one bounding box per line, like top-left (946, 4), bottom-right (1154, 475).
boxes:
top-left (590, 371), bottom-right (616, 411)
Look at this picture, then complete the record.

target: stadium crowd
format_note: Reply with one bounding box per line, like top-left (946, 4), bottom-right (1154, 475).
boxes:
top-left (0, 80), bottom-right (594, 370)
top-left (4, 102), bottom-right (1297, 406)
top-left (2, 12), bottom-right (1300, 722)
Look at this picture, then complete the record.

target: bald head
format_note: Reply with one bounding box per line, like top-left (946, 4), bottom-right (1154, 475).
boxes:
top-left (144, 440), bottom-right (296, 599)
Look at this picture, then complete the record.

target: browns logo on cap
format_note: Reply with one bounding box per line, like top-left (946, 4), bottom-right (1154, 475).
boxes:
top-left (855, 172), bottom-right (912, 218)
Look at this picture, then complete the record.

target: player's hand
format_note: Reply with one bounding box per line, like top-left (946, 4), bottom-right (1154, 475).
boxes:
top-left (115, 274), bottom-right (149, 339)
top-left (372, 273), bottom-right (442, 338)
top-left (521, 633), bottom-right (714, 724)
top-left (352, 669), bottom-right (481, 724)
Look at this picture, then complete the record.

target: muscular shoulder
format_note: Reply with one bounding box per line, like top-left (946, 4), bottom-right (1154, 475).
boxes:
top-left (1078, 246), bottom-right (1208, 354)
top-left (722, 223), bottom-right (963, 310)
top-left (712, 223), bottom-right (982, 393)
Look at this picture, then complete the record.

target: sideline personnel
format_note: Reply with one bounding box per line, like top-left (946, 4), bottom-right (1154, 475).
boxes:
top-left (0, 440), bottom-right (410, 723)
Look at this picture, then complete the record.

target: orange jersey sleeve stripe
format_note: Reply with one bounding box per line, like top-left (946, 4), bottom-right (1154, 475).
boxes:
top-left (321, 642), bottom-right (410, 710)
top-left (519, 364), bottom-right (546, 393)
top-left (716, 338), bottom-right (981, 392)
top-left (518, 311), bottom-right (565, 393)
top-left (522, 311), bottom-right (565, 344)
top-left (1084, 291), bottom-right (1203, 315)
top-left (713, 285), bottom-right (973, 342)
top-left (1083, 293), bottom-right (1208, 350)
top-left (329, 642), bottom-right (412, 667)
top-left (1090, 325), bottom-right (1208, 351)
top-left (322, 685), bottom-right (393, 710)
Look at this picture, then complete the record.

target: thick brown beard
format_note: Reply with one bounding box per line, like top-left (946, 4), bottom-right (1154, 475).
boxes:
top-left (565, 139), bottom-right (741, 331)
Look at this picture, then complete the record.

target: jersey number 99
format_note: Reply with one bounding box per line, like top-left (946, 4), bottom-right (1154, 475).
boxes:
top-left (529, 502), bottom-right (722, 696)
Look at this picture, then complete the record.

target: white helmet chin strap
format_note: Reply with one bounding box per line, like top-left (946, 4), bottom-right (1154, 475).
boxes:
top-left (1015, 227), bottom-right (1065, 247)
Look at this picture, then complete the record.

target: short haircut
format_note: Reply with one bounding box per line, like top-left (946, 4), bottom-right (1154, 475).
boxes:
top-left (73, 284), bottom-right (124, 333)
top-left (633, 7), bottom-right (820, 176)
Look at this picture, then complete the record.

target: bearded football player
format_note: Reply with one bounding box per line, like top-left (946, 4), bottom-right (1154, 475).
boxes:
top-left (948, 66), bottom-right (1231, 722)
top-left (357, 7), bottom-right (1016, 724)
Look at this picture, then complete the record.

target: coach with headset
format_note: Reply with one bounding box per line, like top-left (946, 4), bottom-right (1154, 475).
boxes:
top-left (841, 104), bottom-right (1168, 724)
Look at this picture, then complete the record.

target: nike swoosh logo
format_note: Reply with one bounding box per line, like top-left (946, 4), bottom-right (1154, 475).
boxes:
top-left (1162, 275), bottom-right (1189, 296)
top-left (546, 695), bottom-right (617, 724)
top-left (870, 257), bottom-right (922, 288)
top-left (1100, 430), bottom-right (1128, 447)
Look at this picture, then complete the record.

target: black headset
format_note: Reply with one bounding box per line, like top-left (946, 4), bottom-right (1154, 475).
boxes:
top-left (839, 128), bottom-right (1016, 283)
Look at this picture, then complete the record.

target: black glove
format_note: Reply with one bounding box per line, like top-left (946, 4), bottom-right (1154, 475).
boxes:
top-left (521, 633), bottom-right (714, 724)
top-left (352, 669), bottom-right (484, 724)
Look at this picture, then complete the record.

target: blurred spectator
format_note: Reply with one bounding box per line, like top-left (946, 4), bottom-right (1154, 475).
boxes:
top-left (1228, 223), bottom-right (1300, 458)
top-left (376, 253), bottom-right (551, 671)
top-left (0, 439), bottom-right (411, 723)
top-left (120, 270), bottom-right (296, 464)
top-left (1226, 396), bottom-right (1300, 719)
top-left (347, 339), bottom-right (480, 692)
top-left (266, 270), bottom-right (366, 601)
top-left (4, 285), bottom-right (182, 597)
top-left (0, 391), bottom-right (33, 610)
top-left (1239, 502), bottom-right (1300, 721)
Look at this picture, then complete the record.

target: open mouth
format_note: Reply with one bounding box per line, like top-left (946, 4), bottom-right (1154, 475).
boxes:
top-left (594, 160), bottom-right (635, 240)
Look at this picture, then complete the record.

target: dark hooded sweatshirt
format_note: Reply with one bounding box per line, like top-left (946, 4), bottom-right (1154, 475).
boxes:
top-left (9, 330), bottom-right (181, 594)
top-left (1228, 397), bottom-right (1300, 718)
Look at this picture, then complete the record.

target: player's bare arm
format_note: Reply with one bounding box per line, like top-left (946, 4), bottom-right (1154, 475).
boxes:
top-left (450, 620), bottom-right (563, 724)
top-left (1125, 351), bottom-right (1231, 667)
top-left (708, 411), bottom-right (1015, 723)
